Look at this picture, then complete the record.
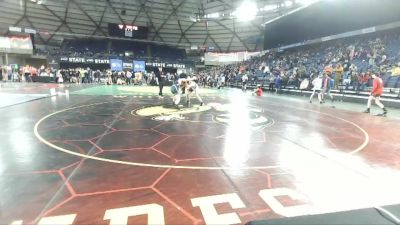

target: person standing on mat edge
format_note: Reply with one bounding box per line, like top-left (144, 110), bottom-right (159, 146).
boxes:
top-left (241, 72), bottom-right (249, 91)
top-left (321, 72), bottom-right (335, 104)
top-left (363, 73), bottom-right (388, 116)
top-left (309, 74), bottom-right (323, 104)
top-left (156, 67), bottom-right (165, 98)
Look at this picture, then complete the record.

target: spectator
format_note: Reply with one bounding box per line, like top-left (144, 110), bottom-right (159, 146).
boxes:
top-left (357, 72), bottom-right (370, 92)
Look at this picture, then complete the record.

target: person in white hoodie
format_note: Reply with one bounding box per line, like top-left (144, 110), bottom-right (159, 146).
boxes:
top-left (309, 74), bottom-right (323, 104)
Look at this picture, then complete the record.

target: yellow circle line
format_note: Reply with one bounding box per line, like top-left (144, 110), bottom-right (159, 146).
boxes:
top-left (33, 101), bottom-right (281, 170)
top-left (34, 100), bottom-right (369, 170)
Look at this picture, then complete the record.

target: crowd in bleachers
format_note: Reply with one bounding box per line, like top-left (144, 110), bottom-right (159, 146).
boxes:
top-left (207, 28), bottom-right (400, 93)
top-left (0, 65), bottom-right (51, 82)
top-left (37, 39), bottom-right (187, 63)
top-left (4, 28), bottom-right (400, 96)
top-left (0, 65), bottom-right (184, 86)
top-left (55, 68), bottom-right (177, 86)
top-left (0, 37), bottom-right (192, 84)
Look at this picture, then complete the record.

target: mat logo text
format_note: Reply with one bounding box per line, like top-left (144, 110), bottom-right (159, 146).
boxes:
top-left (11, 188), bottom-right (312, 225)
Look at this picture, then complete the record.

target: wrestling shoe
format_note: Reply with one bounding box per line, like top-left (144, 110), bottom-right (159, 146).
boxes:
top-left (363, 108), bottom-right (370, 113)
top-left (376, 108), bottom-right (388, 117)
top-left (200, 102), bottom-right (204, 106)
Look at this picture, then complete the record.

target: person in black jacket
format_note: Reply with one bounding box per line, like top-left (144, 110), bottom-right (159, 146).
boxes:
top-left (156, 67), bottom-right (165, 97)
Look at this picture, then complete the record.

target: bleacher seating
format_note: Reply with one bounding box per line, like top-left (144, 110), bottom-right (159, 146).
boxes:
top-left (387, 76), bottom-right (399, 89)
top-left (205, 28), bottom-right (400, 108)
top-left (219, 28), bottom-right (400, 96)
top-left (62, 39), bottom-right (108, 57)
top-left (58, 39), bottom-right (187, 62)
top-left (110, 40), bottom-right (147, 58)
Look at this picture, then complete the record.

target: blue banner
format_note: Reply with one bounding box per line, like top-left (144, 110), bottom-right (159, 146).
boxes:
top-left (133, 60), bottom-right (146, 72)
top-left (110, 59), bottom-right (123, 71)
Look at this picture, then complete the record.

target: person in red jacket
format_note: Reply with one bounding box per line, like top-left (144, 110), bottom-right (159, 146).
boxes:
top-left (253, 85), bottom-right (263, 96)
top-left (363, 74), bottom-right (388, 116)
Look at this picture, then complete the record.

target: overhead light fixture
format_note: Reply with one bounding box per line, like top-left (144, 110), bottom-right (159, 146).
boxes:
top-left (262, 4), bottom-right (278, 11)
top-left (30, 0), bottom-right (44, 4)
top-left (284, 1), bottom-right (294, 7)
top-left (235, 1), bottom-right (258, 22)
top-left (206, 12), bottom-right (219, 18)
top-left (295, 0), bottom-right (318, 6)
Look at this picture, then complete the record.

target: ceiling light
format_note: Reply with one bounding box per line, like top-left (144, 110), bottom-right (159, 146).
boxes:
top-left (284, 1), bottom-right (294, 7)
top-left (295, 0), bottom-right (318, 6)
top-left (206, 12), bottom-right (219, 18)
top-left (235, 1), bottom-right (258, 22)
top-left (262, 4), bottom-right (278, 11)
top-left (189, 16), bottom-right (197, 22)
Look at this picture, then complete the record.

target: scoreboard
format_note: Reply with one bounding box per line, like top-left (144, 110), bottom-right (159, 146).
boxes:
top-left (108, 23), bottom-right (148, 39)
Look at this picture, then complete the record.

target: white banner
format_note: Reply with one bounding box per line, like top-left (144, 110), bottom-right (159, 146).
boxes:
top-left (205, 51), bottom-right (262, 65)
top-left (0, 37), bottom-right (11, 49)
top-left (0, 36), bottom-right (33, 54)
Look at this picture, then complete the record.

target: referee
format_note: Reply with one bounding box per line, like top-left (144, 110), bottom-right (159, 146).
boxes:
top-left (156, 68), bottom-right (166, 97)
